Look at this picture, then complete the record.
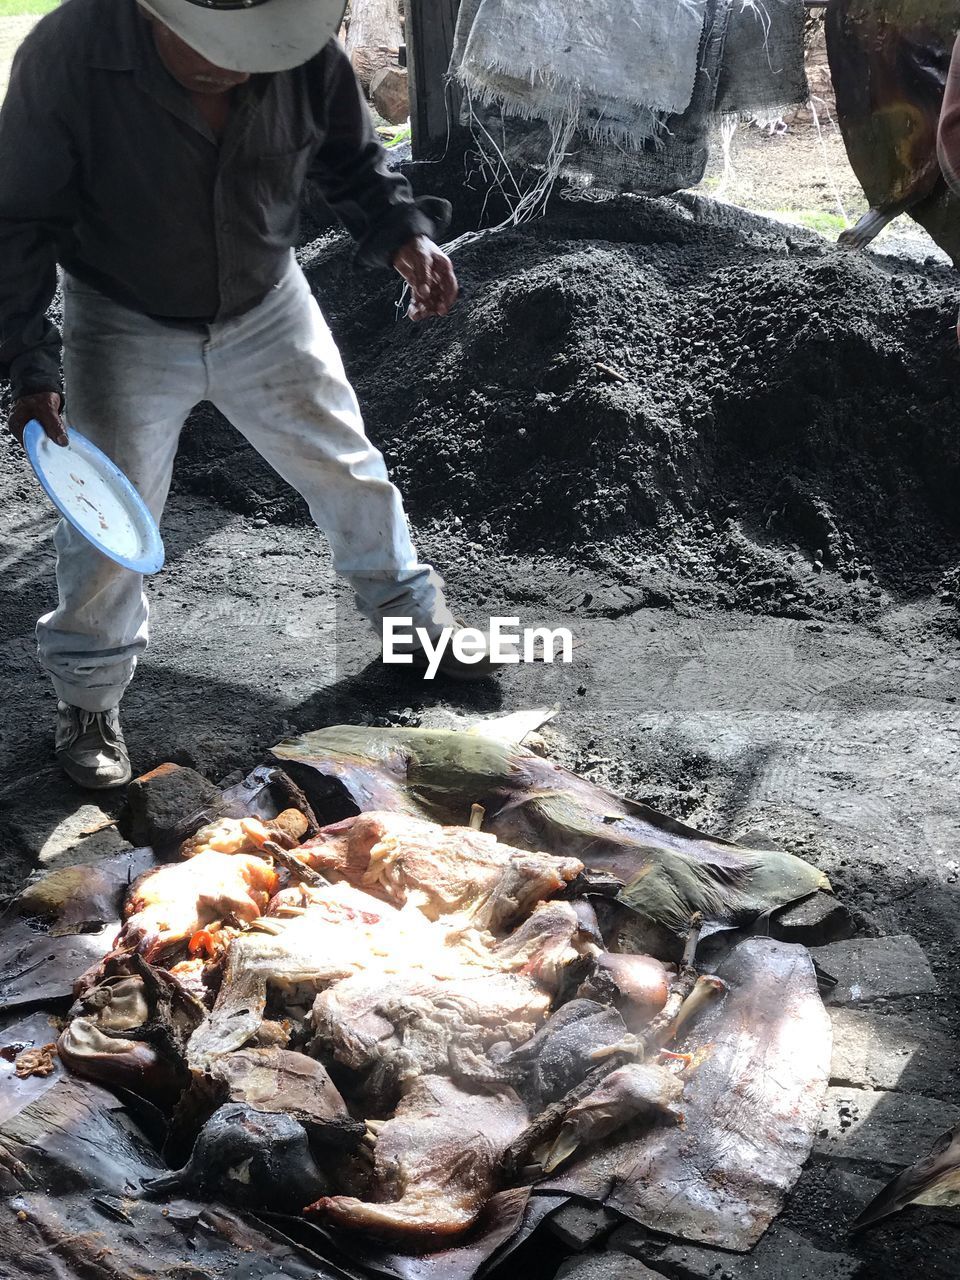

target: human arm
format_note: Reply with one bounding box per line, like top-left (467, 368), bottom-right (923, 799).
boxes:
top-left (937, 33), bottom-right (960, 197)
top-left (306, 41), bottom-right (455, 288)
top-left (392, 235), bottom-right (458, 320)
top-left (0, 30), bottom-right (76, 445)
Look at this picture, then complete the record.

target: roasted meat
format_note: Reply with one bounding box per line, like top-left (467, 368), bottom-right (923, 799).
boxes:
top-left (186, 882), bottom-right (449, 1068)
top-left (596, 951), bottom-right (672, 1029)
top-left (189, 875), bottom-right (570, 1071)
top-left (121, 852), bottom-right (278, 960)
top-left (14, 1043), bottom-right (57, 1079)
top-left (57, 1018), bottom-right (180, 1099)
top-left (72, 974), bottom-right (151, 1032)
top-left (499, 998), bottom-right (629, 1108)
top-left (309, 1075), bottom-right (528, 1239)
top-left (208, 1048), bottom-right (362, 1149)
top-left (273, 725), bottom-right (829, 938)
top-left (142, 1102), bottom-right (327, 1211)
top-left (47, 738), bottom-right (836, 1259)
top-left (540, 1061), bottom-right (684, 1172)
top-left (309, 969), bottom-right (552, 1094)
top-left (300, 812), bottom-right (583, 930)
top-left (188, 836), bottom-right (592, 1081)
top-left (490, 900), bottom-right (582, 985)
top-left (180, 809), bottom-right (309, 858)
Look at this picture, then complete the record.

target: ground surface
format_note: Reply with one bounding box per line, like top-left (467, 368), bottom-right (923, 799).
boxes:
top-left (2, 188), bottom-right (960, 1277)
top-left (2, 17), bottom-right (960, 1277)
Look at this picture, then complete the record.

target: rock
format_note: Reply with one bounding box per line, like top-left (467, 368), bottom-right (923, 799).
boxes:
top-left (5, 769), bottom-right (131, 868)
top-left (549, 1202), bottom-right (620, 1251)
top-left (738, 1228), bottom-right (860, 1280)
top-left (17, 847), bottom-right (154, 936)
top-left (609, 1223), bottom-right (860, 1279)
top-left (792, 1162), bottom-right (886, 1224)
top-left (829, 1008), bottom-right (957, 1097)
top-left (731, 828), bottom-right (783, 850)
top-left (555, 1252), bottom-right (665, 1279)
top-left (371, 65), bottom-right (409, 125)
top-left (810, 936), bottom-right (937, 1005)
top-left (168, 729), bottom-right (255, 780)
top-left (118, 762), bottom-right (224, 849)
top-left (830, 1167), bottom-right (887, 1206)
top-left (770, 892), bottom-right (856, 946)
top-left (636, 1240), bottom-right (731, 1280)
top-left (38, 807), bottom-right (132, 867)
top-left (815, 1085), bottom-right (960, 1168)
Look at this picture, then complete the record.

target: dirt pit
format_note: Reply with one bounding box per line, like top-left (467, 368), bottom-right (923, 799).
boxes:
top-left (177, 190), bottom-right (960, 629)
top-left (2, 187), bottom-right (960, 1279)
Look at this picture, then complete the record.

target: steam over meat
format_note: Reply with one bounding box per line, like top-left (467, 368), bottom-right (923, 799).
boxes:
top-left (300, 812), bottom-right (583, 929)
top-left (122, 852), bottom-right (278, 960)
top-left (187, 881), bottom-right (478, 1068)
top-left (309, 1076), bottom-right (528, 1239)
top-left (188, 878), bottom-right (573, 1071)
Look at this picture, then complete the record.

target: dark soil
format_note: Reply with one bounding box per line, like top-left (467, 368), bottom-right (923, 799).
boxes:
top-left (175, 191), bottom-right (960, 628)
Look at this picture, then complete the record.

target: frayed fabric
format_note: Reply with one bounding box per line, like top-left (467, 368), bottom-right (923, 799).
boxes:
top-left (452, 0), bottom-right (708, 151)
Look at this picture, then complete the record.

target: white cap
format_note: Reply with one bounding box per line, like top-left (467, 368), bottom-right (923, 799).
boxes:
top-left (138, 0), bottom-right (347, 74)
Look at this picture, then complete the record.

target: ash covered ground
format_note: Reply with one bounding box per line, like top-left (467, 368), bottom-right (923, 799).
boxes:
top-left (1, 187), bottom-right (960, 1278)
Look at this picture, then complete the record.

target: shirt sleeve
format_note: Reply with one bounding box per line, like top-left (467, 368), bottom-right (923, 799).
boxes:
top-left (0, 30), bottom-right (78, 399)
top-left (307, 41), bottom-right (451, 268)
top-left (938, 33), bottom-right (960, 197)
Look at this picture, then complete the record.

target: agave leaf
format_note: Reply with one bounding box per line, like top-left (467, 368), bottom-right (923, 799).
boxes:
top-left (271, 727), bottom-right (829, 937)
top-left (850, 1124), bottom-right (960, 1231)
top-left (540, 938), bottom-right (832, 1251)
top-left (465, 705), bottom-right (560, 743)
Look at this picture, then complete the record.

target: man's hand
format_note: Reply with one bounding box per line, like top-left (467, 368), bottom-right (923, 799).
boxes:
top-left (393, 236), bottom-right (459, 321)
top-left (7, 391), bottom-right (67, 448)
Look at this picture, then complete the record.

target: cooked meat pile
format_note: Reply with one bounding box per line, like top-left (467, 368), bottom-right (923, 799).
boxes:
top-left (58, 809), bottom-right (692, 1244)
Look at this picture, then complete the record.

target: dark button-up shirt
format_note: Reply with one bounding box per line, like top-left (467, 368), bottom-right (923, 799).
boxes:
top-left (0, 0), bottom-right (446, 399)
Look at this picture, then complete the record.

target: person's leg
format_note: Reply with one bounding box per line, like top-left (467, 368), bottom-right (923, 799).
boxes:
top-left (206, 256), bottom-right (457, 636)
top-left (37, 277), bottom-right (206, 716)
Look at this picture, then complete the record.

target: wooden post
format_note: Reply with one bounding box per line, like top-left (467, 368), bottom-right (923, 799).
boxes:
top-left (406, 0), bottom-right (464, 159)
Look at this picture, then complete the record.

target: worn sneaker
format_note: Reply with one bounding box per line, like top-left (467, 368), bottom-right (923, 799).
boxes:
top-left (55, 701), bottom-right (132, 789)
top-left (384, 626), bottom-right (496, 681)
top-left (409, 632), bottom-right (496, 681)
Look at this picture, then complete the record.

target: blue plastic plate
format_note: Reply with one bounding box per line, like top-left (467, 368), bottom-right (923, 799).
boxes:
top-left (24, 419), bottom-right (165, 574)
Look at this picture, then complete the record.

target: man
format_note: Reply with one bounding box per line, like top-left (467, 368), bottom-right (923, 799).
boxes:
top-left (0, 0), bottom-right (487, 792)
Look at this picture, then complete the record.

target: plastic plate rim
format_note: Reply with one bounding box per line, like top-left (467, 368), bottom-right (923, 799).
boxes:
top-left (23, 419), bottom-right (165, 575)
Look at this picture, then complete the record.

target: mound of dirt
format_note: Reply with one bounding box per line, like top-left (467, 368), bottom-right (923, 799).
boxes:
top-left (174, 192), bottom-right (960, 623)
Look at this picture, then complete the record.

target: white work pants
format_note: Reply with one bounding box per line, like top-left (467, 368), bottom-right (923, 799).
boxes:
top-left (36, 254), bottom-right (452, 712)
